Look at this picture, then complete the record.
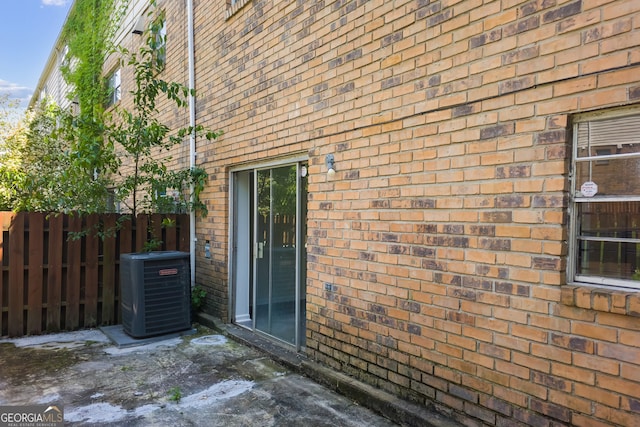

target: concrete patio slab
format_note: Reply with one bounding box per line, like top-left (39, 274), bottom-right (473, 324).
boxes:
top-left (0, 323), bottom-right (460, 426)
top-left (0, 325), bottom-right (399, 426)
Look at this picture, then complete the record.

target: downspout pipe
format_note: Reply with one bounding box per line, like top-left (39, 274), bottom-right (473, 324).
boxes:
top-left (187, 0), bottom-right (196, 287)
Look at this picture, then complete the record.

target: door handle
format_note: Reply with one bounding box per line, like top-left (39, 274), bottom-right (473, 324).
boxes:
top-left (257, 242), bottom-right (264, 259)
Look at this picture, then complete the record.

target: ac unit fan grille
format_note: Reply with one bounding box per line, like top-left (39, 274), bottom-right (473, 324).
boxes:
top-left (142, 260), bottom-right (190, 335)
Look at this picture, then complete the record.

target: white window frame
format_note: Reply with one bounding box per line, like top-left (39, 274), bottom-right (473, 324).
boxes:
top-left (106, 68), bottom-right (121, 107)
top-left (569, 107), bottom-right (640, 290)
top-left (157, 18), bottom-right (166, 67)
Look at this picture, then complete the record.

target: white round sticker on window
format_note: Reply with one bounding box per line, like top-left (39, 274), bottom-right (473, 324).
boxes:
top-left (580, 181), bottom-right (598, 197)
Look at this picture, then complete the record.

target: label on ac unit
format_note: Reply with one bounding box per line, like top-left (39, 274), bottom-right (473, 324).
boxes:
top-left (159, 268), bottom-right (179, 276)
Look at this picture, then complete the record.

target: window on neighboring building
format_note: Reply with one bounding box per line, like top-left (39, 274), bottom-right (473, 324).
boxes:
top-left (570, 109), bottom-right (640, 289)
top-left (150, 12), bottom-right (166, 71)
top-left (106, 188), bottom-right (120, 213)
top-left (225, 0), bottom-right (250, 19)
top-left (106, 68), bottom-right (121, 107)
top-left (59, 44), bottom-right (70, 68)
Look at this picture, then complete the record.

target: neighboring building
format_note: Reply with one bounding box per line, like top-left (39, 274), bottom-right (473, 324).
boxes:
top-left (30, 37), bottom-right (72, 111)
top-left (34, 0), bottom-right (640, 425)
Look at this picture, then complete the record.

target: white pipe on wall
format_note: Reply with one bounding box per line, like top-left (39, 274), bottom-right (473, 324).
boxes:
top-left (187, 0), bottom-right (196, 287)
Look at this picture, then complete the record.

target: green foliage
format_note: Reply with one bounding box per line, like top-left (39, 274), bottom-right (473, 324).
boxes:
top-left (161, 217), bottom-right (176, 228)
top-left (61, 0), bottom-right (122, 111)
top-left (147, 8), bottom-right (166, 72)
top-left (257, 166), bottom-right (297, 219)
top-left (0, 95), bottom-right (25, 210)
top-left (0, 94), bottom-right (21, 128)
top-left (0, 98), bottom-right (97, 212)
top-left (191, 286), bottom-right (207, 313)
top-left (58, 0), bottom-right (126, 211)
top-left (167, 387), bottom-right (182, 403)
top-left (0, 0), bottom-right (128, 213)
top-left (0, 0), bottom-right (221, 233)
top-left (16, 101), bottom-right (72, 211)
top-left (142, 237), bottom-right (162, 252)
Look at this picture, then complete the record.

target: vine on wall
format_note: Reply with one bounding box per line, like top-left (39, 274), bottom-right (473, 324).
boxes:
top-left (59, 0), bottom-right (125, 211)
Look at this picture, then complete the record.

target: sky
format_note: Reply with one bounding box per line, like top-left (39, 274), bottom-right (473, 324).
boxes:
top-left (0, 0), bottom-right (73, 108)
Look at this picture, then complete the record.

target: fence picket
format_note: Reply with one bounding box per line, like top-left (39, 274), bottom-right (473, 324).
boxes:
top-left (136, 214), bottom-right (148, 252)
top-left (119, 216), bottom-right (133, 255)
top-left (165, 214), bottom-right (177, 249)
top-left (150, 214), bottom-right (163, 250)
top-left (8, 213), bottom-right (25, 336)
top-left (84, 215), bottom-right (99, 327)
top-left (179, 215), bottom-right (190, 253)
top-left (66, 215), bottom-right (82, 329)
top-left (27, 213), bottom-right (44, 335)
top-left (0, 212), bottom-right (12, 335)
top-left (118, 217), bottom-right (133, 325)
top-left (47, 214), bottom-right (63, 331)
top-left (101, 214), bottom-right (117, 325)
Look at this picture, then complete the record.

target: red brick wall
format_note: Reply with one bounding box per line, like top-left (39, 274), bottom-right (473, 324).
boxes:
top-left (167, 0), bottom-right (640, 425)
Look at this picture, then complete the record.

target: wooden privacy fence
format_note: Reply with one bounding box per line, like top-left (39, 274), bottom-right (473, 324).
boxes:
top-left (0, 212), bottom-right (190, 337)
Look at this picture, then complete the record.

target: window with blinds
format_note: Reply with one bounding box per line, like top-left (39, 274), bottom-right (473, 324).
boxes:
top-left (570, 109), bottom-right (640, 289)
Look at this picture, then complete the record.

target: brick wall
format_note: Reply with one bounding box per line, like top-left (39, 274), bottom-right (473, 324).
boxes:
top-left (107, 0), bottom-right (193, 214)
top-left (168, 0), bottom-right (639, 425)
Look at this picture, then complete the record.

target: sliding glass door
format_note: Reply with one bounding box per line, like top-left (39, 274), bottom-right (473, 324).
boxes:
top-left (232, 161), bottom-right (307, 348)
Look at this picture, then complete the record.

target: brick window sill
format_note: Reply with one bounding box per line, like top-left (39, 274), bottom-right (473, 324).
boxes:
top-left (225, 0), bottom-right (250, 20)
top-left (561, 284), bottom-right (640, 317)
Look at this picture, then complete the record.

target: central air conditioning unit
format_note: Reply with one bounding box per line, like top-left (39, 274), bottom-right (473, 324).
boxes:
top-left (120, 251), bottom-right (191, 338)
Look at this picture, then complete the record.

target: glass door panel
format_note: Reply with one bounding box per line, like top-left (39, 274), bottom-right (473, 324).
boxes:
top-left (254, 165), bottom-right (298, 344)
top-left (298, 166), bottom-right (308, 347)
